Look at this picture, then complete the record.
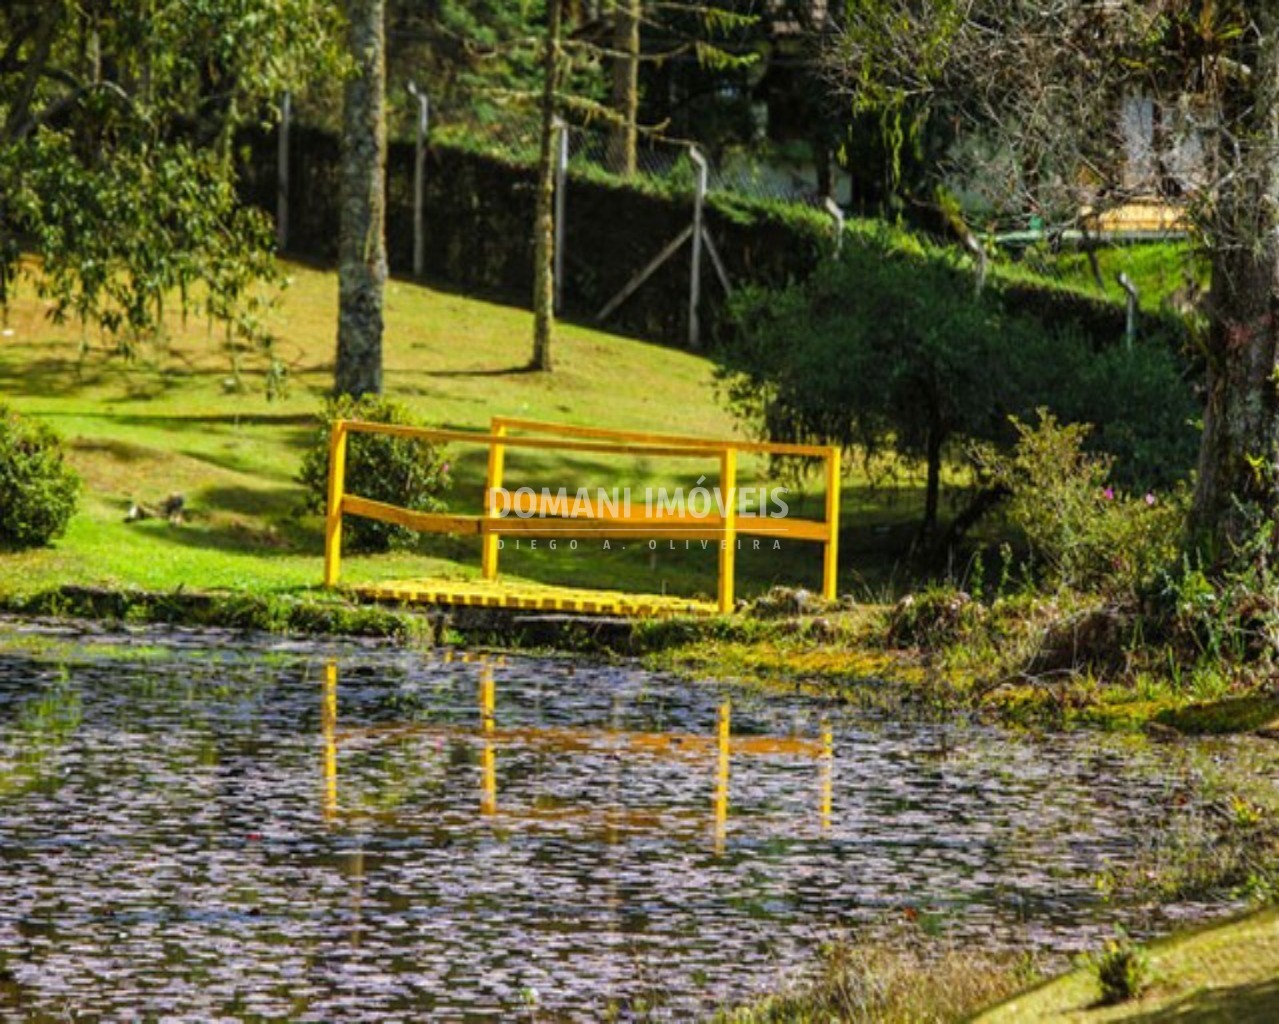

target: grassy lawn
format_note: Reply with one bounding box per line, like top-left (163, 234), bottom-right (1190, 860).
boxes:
top-left (975, 906), bottom-right (1279, 1022)
top-left (0, 262), bottom-right (943, 602)
top-left (994, 240), bottom-right (1204, 315)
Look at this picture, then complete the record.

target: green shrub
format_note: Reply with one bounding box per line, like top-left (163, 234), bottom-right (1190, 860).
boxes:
top-left (1092, 931), bottom-right (1151, 1005)
top-left (0, 404), bottom-right (80, 549)
top-left (298, 395), bottom-right (450, 553)
top-left (978, 411), bottom-right (1185, 594)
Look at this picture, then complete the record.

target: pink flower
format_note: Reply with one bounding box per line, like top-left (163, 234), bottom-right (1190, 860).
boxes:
top-left (1144, 492), bottom-right (1156, 506)
top-left (1103, 488), bottom-right (1114, 501)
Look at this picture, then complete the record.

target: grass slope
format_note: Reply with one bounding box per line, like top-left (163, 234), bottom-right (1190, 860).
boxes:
top-left (0, 263), bottom-right (934, 601)
top-left (975, 906), bottom-right (1279, 1022)
top-left (995, 240), bottom-right (1203, 315)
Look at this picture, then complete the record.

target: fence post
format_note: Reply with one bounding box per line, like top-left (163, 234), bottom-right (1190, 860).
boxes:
top-left (824, 196), bottom-right (844, 256)
top-left (323, 421), bottom-right (348, 588)
top-left (688, 146), bottom-right (708, 349)
top-left (408, 82), bottom-right (429, 278)
top-left (553, 117), bottom-right (568, 313)
top-left (718, 445), bottom-right (737, 613)
top-left (1117, 272), bottom-right (1139, 350)
top-left (481, 422), bottom-right (507, 580)
top-left (823, 445), bottom-right (840, 602)
top-left (963, 232), bottom-right (988, 295)
top-left (276, 90), bottom-right (290, 251)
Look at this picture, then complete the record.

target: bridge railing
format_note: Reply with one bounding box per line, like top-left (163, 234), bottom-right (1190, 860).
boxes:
top-left (323, 417), bottom-right (840, 613)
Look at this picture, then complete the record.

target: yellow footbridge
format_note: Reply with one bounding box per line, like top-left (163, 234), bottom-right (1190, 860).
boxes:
top-left (323, 416), bottom-right (841, 617)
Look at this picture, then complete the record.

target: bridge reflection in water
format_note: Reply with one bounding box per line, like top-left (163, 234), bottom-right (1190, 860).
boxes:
top-left (320, 655), bottom-right (833, 852)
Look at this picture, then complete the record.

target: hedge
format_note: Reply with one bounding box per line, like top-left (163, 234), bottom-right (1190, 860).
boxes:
top-left (236, 125), bottom-right (1177, 351)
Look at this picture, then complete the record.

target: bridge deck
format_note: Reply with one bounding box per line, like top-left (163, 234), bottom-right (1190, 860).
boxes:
top-left (353, 577), bottom-right (718, 617)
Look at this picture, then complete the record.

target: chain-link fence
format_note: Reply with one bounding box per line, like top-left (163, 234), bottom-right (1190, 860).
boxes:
top-left (442, 107), bottom-right (847, 209)
top-left (255, 91), bottom-right (845, 350)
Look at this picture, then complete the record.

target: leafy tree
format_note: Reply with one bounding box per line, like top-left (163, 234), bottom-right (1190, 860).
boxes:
top-left (383, 0), bottom-right (549, 128)
top-left (827, 0), bottom-right (1279, 562)
top-left (0, 0), bottom-right (341, 365)
top-left (721, 228), bottom-right (1197, 542)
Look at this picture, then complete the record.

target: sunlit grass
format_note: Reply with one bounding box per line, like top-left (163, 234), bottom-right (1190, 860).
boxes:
top-left (974, 906), bottom-right (1279, 1022)
top-left (994, 241), bottom-right (1203, 315)
top-left (0, 262), bottom-right (947, 600)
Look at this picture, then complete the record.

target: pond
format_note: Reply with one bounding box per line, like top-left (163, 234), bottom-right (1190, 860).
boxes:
top-left (0, 623), bottom-right (1241, 1020)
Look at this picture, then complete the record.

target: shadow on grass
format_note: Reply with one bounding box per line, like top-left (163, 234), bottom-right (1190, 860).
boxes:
top-left (411, 363), bottom-right (540, 379)
top-left (119, 505), bottom-right (319, 560)
top-left (1156, 694), bottom-right (1279, 735)
top-left (120, 519), bottom-right (319, 559)
top-left (1123, 976), bottom-right (1279, 1023)
top-left (0, 355), bottom-right (276, 402)
top-left (197, 484), bottom-right (304, 519)
top-left (69, 437), bottom-right (155, 463)
top-left (46, 410), bottom-right (319, 428)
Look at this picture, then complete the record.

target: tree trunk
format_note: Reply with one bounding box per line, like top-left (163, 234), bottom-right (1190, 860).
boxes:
top-left (923, 417), bottom-right (943, 538)
top-left (607, 0), bottom-right (640, 176)
top-left (335, 0), bottom-right (386, 398)
top-left (1192, 247), bottom-right (1279, 557)
top-left (531, 0), bottom-right (563, 372)
top-left (1191, 22), bottom-right (1279, 561)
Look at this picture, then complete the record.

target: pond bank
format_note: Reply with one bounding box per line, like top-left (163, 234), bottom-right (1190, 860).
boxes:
top-left (5, 583), bottom-right (1279, 739)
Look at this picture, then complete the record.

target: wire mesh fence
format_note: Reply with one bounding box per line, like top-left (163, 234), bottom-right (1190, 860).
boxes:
top-left (432, 106), bottom-right (843, 209)
top-left (256, 89), bottom-right (845, 350)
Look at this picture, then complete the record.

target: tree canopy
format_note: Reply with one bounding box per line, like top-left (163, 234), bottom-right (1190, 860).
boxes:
top-left (0, 0), bottom-right (341, 365)
top-left (721, 227), bottom-right (1199, 542)
top-left (825, 0), bottom-right (1279, 560)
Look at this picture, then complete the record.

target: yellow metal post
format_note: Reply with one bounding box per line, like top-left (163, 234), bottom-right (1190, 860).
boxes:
top-left (819, 720), bottom-right (833, 835)
top-left (822, 445), bottom-right (841, 602)
top-left (479, 662), bottom-right (497, 816)
top-left (713, 700), bottom-right (731, 853)
top-left (323, 422), bottom-right (349, 588)
top-left (322, 662), bottom-right (339, 821)
top-left (718, 447), bottom-right (737, 613)
top-left (481, 422), bottom-right (507, 580)
top-left (322, 661), bottom-right (338, 823)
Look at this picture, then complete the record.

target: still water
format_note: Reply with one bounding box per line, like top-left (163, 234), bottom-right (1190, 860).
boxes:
top-left (0, 624), bottom-right (1229, 1020)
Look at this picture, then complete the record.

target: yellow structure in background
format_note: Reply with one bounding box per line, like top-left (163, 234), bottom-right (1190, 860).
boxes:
top-left (714, 701), bottom-right (731, 854)
top-left (1082, 200), bottom-right (1186, 234)
top-left (323, 416), bottom-right (841, 616)
top-left (348, 577), bottom-right (717, 617)
top-left (319, 658), bottom-right (834, 849)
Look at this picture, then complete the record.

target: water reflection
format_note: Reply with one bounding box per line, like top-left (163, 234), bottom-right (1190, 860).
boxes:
top-left (715, 700), bottom-right (731, 853)
top-left (322, 661), bottom-right (337, 823)
top-left (0, 630), bottom-right (1240, 1021)
top-left (322, 657), bottom-right (834, 851)
top-left (479, 662), bottom-right (497, 817)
